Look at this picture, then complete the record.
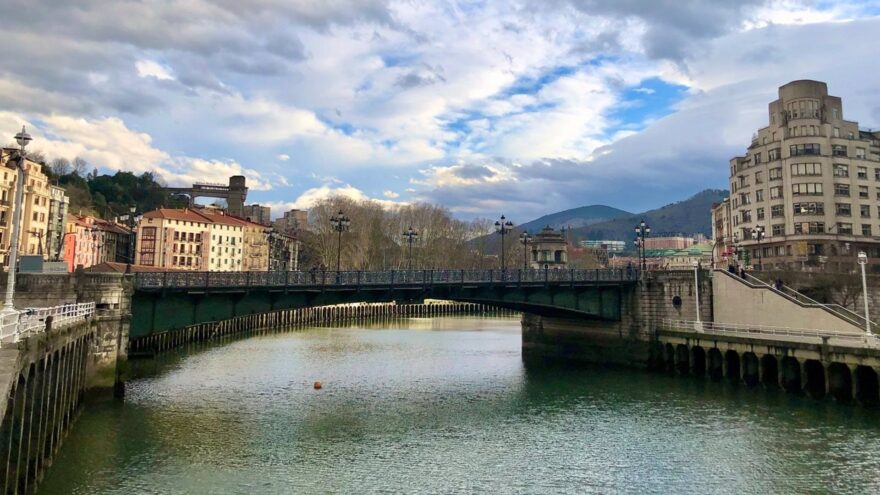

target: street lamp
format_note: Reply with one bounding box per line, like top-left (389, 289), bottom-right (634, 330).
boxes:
top-left (127, 206), bottom-right (136, 272)
top-left (519, 231), bottom-right (531, 270)
top-left (634, 220), bottom-right (651, 271)
top-left (858, 251), bottom-right (871, 337)
top-left (329, 210), bottom-right (350, 272)
top-left (494, 215), bottom-right (514, 272)
top-left (402, 226), bottom-right (418, 271)
top-left (3, 126), bottom-right (32, 316)
top-left (752, 225), bottom-right (765, 270)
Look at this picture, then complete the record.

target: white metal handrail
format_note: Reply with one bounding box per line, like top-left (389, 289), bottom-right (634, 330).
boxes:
top-left (661, 318), bottom-right (873, 342)
top-left (0, 302), bottom-right (96, 345)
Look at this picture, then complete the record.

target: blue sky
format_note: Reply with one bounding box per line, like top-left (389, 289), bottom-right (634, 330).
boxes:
top-left (2, 0), bottom-right (880, 222)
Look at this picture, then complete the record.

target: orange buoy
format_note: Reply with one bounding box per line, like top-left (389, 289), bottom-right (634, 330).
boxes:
top-left (313, 381), bottom-right (323, 390)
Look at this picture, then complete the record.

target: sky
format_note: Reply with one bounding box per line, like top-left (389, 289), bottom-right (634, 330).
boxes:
top-left (2, 0), bottom-right (880, 222)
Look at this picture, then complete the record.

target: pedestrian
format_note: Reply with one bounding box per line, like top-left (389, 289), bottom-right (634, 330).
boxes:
top-left (739, 266), bottom-right (746, 279)
top-left (774, 278), bottom-right (783, 291)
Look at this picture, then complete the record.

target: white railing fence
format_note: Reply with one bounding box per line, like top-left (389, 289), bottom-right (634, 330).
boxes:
top-left (661, 318), bottom-right (879, 347)
top-left (0, 302), bottom-right (96, 345)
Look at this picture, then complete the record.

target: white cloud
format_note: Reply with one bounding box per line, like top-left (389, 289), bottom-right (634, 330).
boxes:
top-left (382, 190), bottom-right (399, 198)
top-left (277, 154), bottom-right (290, 161)
top-left (135, 60), bottom-right (174, 81)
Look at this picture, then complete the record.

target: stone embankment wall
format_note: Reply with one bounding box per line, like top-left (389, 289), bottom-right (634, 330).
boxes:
top-left (522, 270), bottom-right (712, 367)
top-left (130, 302), bottom-right (514, 355)
top-left (755, 270), bottom-right (880, 327)
top-left (0, 319), bottom-right (96, 493)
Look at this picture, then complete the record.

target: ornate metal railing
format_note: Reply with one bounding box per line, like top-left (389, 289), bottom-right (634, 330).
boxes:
top-left (134, 268), bottom-right (639, 290)
top-left (661, 319), bottom-right (877, 347)
top-left (0, 302), bottom-right (96, 345)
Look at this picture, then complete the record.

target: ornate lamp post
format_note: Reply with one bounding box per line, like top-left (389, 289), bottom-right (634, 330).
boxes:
top-left (494, 215), bottom-right (514, 272)
top-left (127, 205), bottom-right (136, 272)
top-left (402, 226), bottom-right (418, 271)
top-left (858, 251), bottom-right (871, 337)
top-left (329, 210), bottom-right (350, 272)
top-left (3, 126), bottom-right (31, 316)
top-left (519, 231), bottom-right (531, 270)
top-left (634, 220), bottom-right (651, 271)
top-left (752, 225), bottom-right (765, 270)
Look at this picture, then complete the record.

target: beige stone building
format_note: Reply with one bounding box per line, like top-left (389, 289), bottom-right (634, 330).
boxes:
top-left (729, 80), bottom-right (880, 272)
top-left (530, 226), bottom-right (568, 269)
top-left (0, 151), bottom-right (57, 265)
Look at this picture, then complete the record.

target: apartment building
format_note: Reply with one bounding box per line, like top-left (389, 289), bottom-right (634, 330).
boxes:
top-left (273, 208), bottom-right (308, 234)
top-left (136, 208), bottom-right (249, 271)
top-left (729, 80), bottom-right (880, 272)
top-left (242, 204), bottom-right (271, 226)
top-left (0, 151), bottom-right (63, 266)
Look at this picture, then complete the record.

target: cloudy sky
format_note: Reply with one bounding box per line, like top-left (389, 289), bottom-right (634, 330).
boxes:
top-left (2, 0), bottom-right (879, 221)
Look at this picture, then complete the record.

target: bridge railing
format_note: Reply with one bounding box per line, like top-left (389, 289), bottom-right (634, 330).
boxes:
top-left (661, 318), bottom-right (876, 345)
top-left (0, 302), bottom-right (96, 345)
top-left (134, 268), bottom-right (639, 289)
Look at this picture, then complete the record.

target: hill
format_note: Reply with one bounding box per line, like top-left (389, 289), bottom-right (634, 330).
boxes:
top-left (568, 189), bottom-right (729, 243)
top-left (518, 205), bottom-right (632, 232)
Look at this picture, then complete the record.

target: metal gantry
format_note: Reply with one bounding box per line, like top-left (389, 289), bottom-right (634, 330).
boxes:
top-left (329, 210), bottom-right (351, 272)
top-left (494, 214), bottom-right (514, 272)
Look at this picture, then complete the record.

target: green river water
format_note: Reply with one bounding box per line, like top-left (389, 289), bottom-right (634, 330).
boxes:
top-left (40, 316), bottom-right (880, 494)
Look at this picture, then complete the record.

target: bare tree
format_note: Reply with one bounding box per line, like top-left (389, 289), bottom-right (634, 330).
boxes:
top-left (51, 157), bottom-right (71, 176)
top-left (72, 156), bottom-right (88, 176)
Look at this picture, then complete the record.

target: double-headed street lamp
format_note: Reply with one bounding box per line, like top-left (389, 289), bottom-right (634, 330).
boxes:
top-left (752, 225), bottom-right (765, 271)
top-left (634, 220), bottom-right (651, 271)
top-left (3, 126), bottom-right (32, 316)
top-left (329, 210), bottom-right (350, 272)
top-left (519, 231), bottom-right (531, 270)
top-left (494, 215), bottom-right (514, 271)
top-left (127, 205), bottom-right (136, 272)
top-left (402, 226), bottom-right (418, 271)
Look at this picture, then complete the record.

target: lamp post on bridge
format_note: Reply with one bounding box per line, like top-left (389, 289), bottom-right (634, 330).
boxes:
top-left (126, 205), bottom-right (136, 272)
top-left (402, 226), bottom-right (418, 271)
top-left (519, 231), bottom-right (531, 270)
top-left (634, 220), bottom-right (651, 271)
top-left (329, 210), bottom-right (350, 272)
top-left (2, 126), bottom-right (32, 319)
top-left (494, 215), bottom-right (514, 272)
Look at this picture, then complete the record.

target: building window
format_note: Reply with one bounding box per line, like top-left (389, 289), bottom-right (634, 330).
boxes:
top-left (832, 144), bottom-right (848, 157)
top-left (791, 163), bottom-right (822, 176)
top-left (875, 169), bottom-right (880, 181)
top-left (833, 127), bottom-right (840, 137)
top-left (790, 143), bottom-right (820, 156)
top-left (795, 222), bottom-right (825, 234)
top-left (768, 148), bottom-right (781, 161)
top-left (771, 205), bottom-right (785, 218)
top-left (859, 186), bottom-right (869, 198)
top-left (174, 232), bottom-right (180, 240)
top-left (755, 171), bottom-right (763, 184)
top-left (836, 203), bottom-right (852, 216)
top-left (753, 152), bottom-right (761, 164)
top-left (862, 224), bottom-right (872, 236)
top-left (757, 208), bottom-right (765, 220)
top-left (837, 223), bottom-right (853, 235)
top-left (770, 186), bottom-right (783, 199)
top-left (858, 167), bottom-right (868, 179)
top-left (834, 183), bottom-right (850, 197)
top-left (792, 183), bottom-right (823, 196)
top-left (833, 164), bottom-right (849, 177)
top-left (741, 210), bottom-right (752, 222)
top-left (793, 202), bottom-right (824, 215)
top-left (769, 167), bottom-right (783, 180)
top-left (772, 224), bottom-right (785, 236)
top-left (860, 205), bottom-right (870, 218)
top-left (857, 148), bottom-right (866, 159)
top-left (756, 189), bottom-right (764, 202)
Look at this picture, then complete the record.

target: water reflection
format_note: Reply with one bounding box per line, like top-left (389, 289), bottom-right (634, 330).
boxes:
top-left (40, 317), bottom-right (880, 494)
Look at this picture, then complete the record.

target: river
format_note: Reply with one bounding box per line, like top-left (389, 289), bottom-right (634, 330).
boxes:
top-left (40, 316), bottom-right (880, 494)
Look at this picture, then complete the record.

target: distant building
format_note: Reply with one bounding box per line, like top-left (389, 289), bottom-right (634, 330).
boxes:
top-left (711, 198), bottom-right (733, 266)
top-left (64, 214), bottom-right (132, 271)
top-left (273, 208), bottom-right (308, 234)
top-left (644, 236), bottom-right (694, 250)
top-left (243, 204), bottom-right (271, 226)
top-left (579, 240), bottom-right (626, 252)
top-left (530, 226), bottom-right (567, 269)
top-left (728, 79), bottom-right (880, 272)
top-left (164, 175), bottom-right (248, 217)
